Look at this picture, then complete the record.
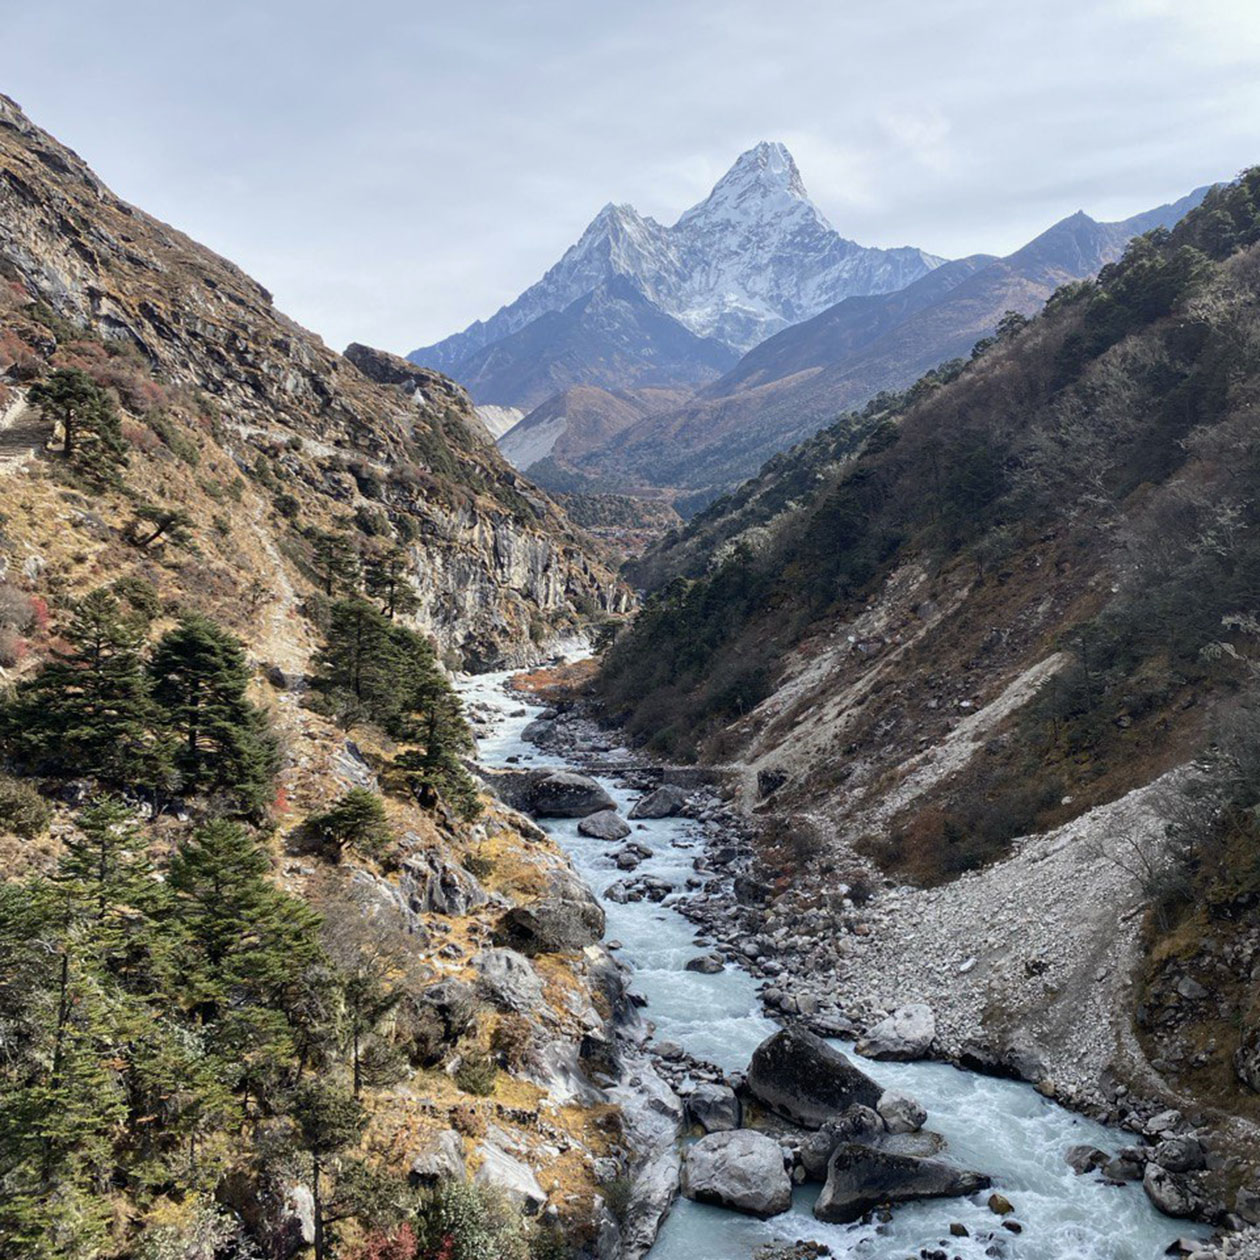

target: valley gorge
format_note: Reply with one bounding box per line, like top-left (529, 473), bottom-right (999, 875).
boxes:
top-left (0, 73), bottom-right (1258, 1260)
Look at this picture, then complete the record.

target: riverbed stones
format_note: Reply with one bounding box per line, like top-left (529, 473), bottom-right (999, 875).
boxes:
top-left (813, 1144), bottom-right (991, 1223)
top-left (685, 954), bottom-right (725, 974)
top-left (748, 1027), bottom-right (882, 1128)
top-left (629, 785), bottom-right (689, 819)
top-left (529, 771), bottom-right (616, 818)
top-left (578, 810), bottom-right (631, 841)
top-left (687, 1083), bottom-right (742, 1133)
top-left (1143, 1163), bottom-right (1210, 1218)
top-left (1065, 1144), bottom-right (1108, 1175)
top-left (496, 868), bottom-right (605, 954)
top-left (682, 1130), bottom-right (792, 1217)
top-left (855, 1004), bottom-right (936, 1061)
top-left (1153, 1136), bottom-right (1205, 1174)
top-left (877, 1090), bottom-right (927, 1134)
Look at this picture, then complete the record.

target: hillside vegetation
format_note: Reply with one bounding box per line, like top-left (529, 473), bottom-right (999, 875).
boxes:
top-left (0, 97), bottom-right (636, 1260)
top-left (602, 167), bottom-right (1260, 831)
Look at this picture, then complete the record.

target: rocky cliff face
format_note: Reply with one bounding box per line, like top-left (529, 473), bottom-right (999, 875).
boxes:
top-left (0, 93), bottom-right (628, 667)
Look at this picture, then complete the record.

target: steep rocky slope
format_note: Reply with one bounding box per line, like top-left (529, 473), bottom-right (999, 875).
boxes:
top-left (0, 94), bottom-right (656, 1259)
top-left (498, 385), bottom-right (691, 474)
top-left (0, 93), bottom-right (628, 668)
top-left (597, 173), bottom-right (1260, 1227)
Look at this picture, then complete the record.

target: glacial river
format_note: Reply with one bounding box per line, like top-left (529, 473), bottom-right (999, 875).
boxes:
top-left (458, 669), bottom-right (1208, 1260)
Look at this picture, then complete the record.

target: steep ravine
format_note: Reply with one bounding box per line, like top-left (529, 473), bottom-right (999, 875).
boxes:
top-left (458, 668), bottom-right (1215, 1260)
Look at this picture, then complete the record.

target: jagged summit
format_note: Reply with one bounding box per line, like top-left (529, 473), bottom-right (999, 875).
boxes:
top-left (407, 143), bottom-right (945, 404)
top-left (677, 141), bottom-right (814, 230)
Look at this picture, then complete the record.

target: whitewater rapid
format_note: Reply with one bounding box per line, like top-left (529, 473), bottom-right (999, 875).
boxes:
top-left (458, 669), bottom-right (1208, 1260)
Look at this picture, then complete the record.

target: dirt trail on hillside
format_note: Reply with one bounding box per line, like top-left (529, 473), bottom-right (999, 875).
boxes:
top-left (0, 393), bottom-right (47, 472)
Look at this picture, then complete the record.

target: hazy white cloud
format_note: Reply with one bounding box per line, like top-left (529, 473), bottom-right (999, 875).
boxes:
top-left (3, 0), bottom-right (1258, 353)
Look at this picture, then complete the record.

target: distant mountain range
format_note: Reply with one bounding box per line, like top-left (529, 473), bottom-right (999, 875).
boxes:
top-left (400, 144), bottom-right (1210, 509)
top-left (407, 142), bottom-right (944, 408)
top-left (565, 188), bottom-right (1210, 498)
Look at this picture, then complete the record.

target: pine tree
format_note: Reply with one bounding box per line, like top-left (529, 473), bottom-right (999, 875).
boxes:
top-left (310, 529), bottom-right (361, 597)
top-left (311, 598), bottom-right (398, 727)
top-left (308, 788), bottom-right (391, 861)
top-left (363, 543), bottom-right (420, 620)
top-left (148, 615), bottom-right (278, 813)
top-left (290, 1080), bottom-right (369, 1260)
top-left (28, 367), bottom-right (128, 483)
top-left (166, 821), bottom-right (321, 1112)
top-left (0, 588), bottom-right (161, 787)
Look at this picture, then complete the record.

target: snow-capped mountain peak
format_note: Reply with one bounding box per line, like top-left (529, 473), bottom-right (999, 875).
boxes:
top-left (408, 142), bottom-right (946, 391)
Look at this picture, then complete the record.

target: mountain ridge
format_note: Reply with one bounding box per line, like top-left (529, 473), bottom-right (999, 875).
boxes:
top-left (407, 141), bottom-right (945, 403)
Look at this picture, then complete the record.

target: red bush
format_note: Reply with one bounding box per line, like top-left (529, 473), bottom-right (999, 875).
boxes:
top-left (342, 1223), bottom-right (417, 1260)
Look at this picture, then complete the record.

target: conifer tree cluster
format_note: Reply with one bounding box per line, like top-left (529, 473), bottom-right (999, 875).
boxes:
top-left (0, 589), bottom-right (277, 815)
top-left (308, 528), bottom-right (420, 622)
top-left (312, 598), bottom-right (480, 819)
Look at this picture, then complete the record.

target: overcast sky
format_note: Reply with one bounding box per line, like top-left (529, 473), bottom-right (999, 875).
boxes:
top-left (5, 0), bottom-right (1260, 355)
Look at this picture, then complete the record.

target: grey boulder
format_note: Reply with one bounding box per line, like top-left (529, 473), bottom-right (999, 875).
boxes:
top-left (856, 1004), bottom-right (937, 1061)
top-left (474, 947), bottom-right (544, 1012)
top-left (629, 784), bottom-right (689, 819)
top-left (686, 1083), bottom-right (742, 1133)
top-left (814, 1143), bottom-right (990, 1223)
top-left (497, 868), bottom-right (605, 954)
top-left (877, 1090), bottom-right (927, 1135)
top-left (474, 1142), bottom-right (547, 1214)
top-left (530, 771), bottom-right (616, 818)
top-left (748, 1027), bottom-right (882, 1128)
top-left (400, 847), bottom-right (487, 916)
top-left (410, 1130), bottom-right (466, 1186)
top-left (578, 810), bottom-right (632, 841)
top-left (682, 1130), bottom-right (792, 1218)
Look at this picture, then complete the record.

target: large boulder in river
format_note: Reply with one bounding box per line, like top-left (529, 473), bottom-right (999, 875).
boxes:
top-left (856, 1004), bottom-right (936, 1061)
top-left (629, 784), bottom-right (689, 819)
top-left (529, 771), bottom-right (616, 818)
top-left (814, 1143), bottom-right (990, 1223)
top-left (877, 1090), bottom-right (927, 1134)
top-left (682, 1130), bottom-right (792, 1217)
top-left (687, 1083), bottom-right (742, 1133)
top-left (748, 1027), bottom-right (882, 1127)
top-left (578, 810), bottom-right (631, 841)
top-left (496, 868), bottom-right (605, 954)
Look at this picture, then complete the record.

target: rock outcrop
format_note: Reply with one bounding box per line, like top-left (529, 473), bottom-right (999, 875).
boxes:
top-left (497, 868), bottom-right (606, 954)
top-left (0, 93), bottom-right (627, 669)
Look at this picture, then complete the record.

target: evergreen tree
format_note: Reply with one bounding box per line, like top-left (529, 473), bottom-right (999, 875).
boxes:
top-left (311, 598), bottom-right (398, 727)
top-left (28, 367), bottom-right (127, 483)
top-left (148, 615), bottom-right (278, 813)
top-left (363, 543), bottom-right (420, 620)
top-left (310, 529), bottom-right (361, 598)
top-left (308, 788), bottom-right (391, 861)
top-left (0, 588), bottom-right (161, 787)
top-left (290, 1080), bottom-right (374, 1260)
top-left (128, 503), bottom-right (195, 550)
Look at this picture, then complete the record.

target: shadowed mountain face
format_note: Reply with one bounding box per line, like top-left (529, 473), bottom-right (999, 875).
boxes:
top-left (407, 142), bottom-right (944, 406)
top-left (565, 186), bottom-right (1211, 503)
